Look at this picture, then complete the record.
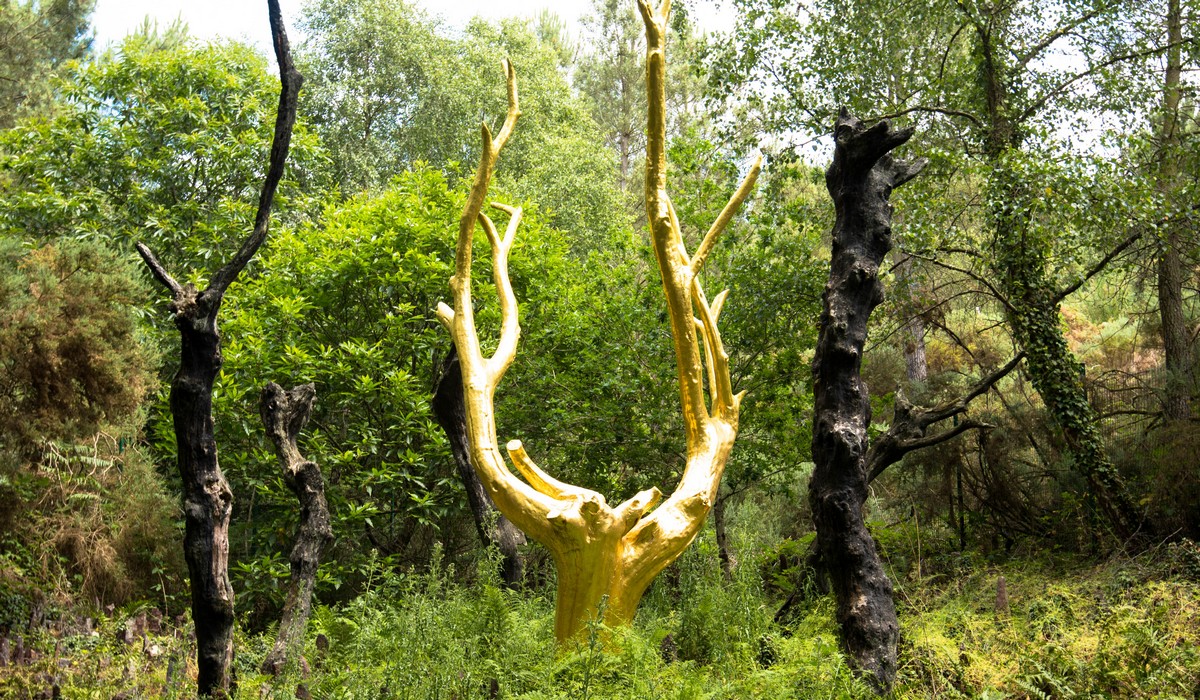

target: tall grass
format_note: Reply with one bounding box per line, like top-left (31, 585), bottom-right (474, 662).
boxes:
top-left (1, 502), bottom-right (1197, 699)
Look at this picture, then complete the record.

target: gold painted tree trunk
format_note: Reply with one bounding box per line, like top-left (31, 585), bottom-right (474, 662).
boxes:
top-left (437, 0), bottom-right (759, 642)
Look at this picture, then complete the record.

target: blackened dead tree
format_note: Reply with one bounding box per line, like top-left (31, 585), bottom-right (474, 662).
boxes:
top-left (777, 351), bottom-right (1022, 621)
top-left (809, 108), bottom-right (926, 692)
top-left (432, 346), bottom-right (527, 585)
top-left (134, 1), bottom-right (301, 695)
top-left (259, 383), bottom-right (332, 676)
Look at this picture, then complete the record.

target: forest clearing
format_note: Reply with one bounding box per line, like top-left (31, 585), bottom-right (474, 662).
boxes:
top-left (1, 0), bottom-right (1198, 697)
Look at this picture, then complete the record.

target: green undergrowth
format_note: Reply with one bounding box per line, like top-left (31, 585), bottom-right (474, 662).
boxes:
top-left (1, 539), bottom-right (1197, 699)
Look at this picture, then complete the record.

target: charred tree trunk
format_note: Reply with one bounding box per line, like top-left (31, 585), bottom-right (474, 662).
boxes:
top-left (146, 288), bottom-right (237, 697)
top-left (135, 2), bottom-right (301, 695)
top-left (259, 383), bottom-right (332, 676)
top-left (175, 298), bottom-right (234, 696)
top-left (809, 108), bottom-right (925, 693)
top-left (432, 346), bottom-right (527, 586)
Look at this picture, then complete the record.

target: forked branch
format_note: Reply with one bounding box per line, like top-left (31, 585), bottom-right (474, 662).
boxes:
top-left (439, 0), bottom-right (756, 643)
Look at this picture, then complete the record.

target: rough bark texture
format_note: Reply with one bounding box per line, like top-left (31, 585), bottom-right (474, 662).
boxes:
top-left (1157, 0), bottom-right (1191, 423)
top-left (170, 290), bottom-right (235, 697)
top-left (431, 346), bottom-right (527, 586)
top-left (134, 2), bottom-right (301, 695)
top-left (904, 317), bottom-right (928, 383)
top-left (809, 108), bottom-right (925, 693)
top-left (259, 383), bottom-right (332, 676)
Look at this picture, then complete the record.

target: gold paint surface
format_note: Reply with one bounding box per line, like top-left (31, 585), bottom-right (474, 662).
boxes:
top-left (439, 3), bottom-right (759, 642)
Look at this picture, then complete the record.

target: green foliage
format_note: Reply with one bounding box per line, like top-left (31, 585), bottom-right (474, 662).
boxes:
top-left (892, 555), bottom-right (1200, 698)
top-left (297, 0), bottom-right (455, 193)
top-left (8, 509), bottom-right (1197, 698)
top-left (213, 168), bottom-right (494, 606)
top-left (575, 0), bottom-right (707, 192)
top-left (299, 0), bottom-right (599, 195)
top-left (494, 234), bottom-right (684, 500)
top-left (299, 0), bottom-right (633, 252)
top-left (0, 431), bottom-right (185, 614)
top-left (0, 0), bottom-right (95, 128)
top-left (0, 238), bottom-right (153, 451)
top-left (0, 33), bottom-right (326, 272)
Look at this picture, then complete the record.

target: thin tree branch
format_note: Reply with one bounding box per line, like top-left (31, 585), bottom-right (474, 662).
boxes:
top-left (208, 0), bottom-right (303, 295)
top-left (1051, 228), bottom-right (1143, 305)
top-left (868, 104), bottom-right (983, 127)
top-left (1015, 0), bottom-right (1123, 68)
top-left (865, 352), bottom-right (1024, 483)
top-left (135, 242), bottom-right (183, 296)
top-left (1018, 37), bottom-right (1197, 124)
top-left (907, 251), bottom-right (1016, 313)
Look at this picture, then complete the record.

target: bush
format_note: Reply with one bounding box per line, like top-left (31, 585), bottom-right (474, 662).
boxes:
top-left (0, 239), bottom-right (153, 452)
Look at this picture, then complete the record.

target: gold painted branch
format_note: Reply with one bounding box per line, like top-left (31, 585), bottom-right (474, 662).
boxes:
top-left (438, 5), bottom-right (757, 642)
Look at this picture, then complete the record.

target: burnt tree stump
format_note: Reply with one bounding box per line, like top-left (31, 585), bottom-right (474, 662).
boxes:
top-left (809, 108), bottom-right (925, 693)
top-left (259, 383), bottom-right (332, 676)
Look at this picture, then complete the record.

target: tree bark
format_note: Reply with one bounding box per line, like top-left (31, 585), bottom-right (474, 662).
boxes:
top-left (895, 253), bottom-right (928, 383)
top-left (809, 108), bottom-right (926, 693)
top-left (135, 2), bottom-right (301, 695)
top-left (1157, 0), bottom-right (1191, 422)
top-left (168, 288), bottom-right (236, 697)
top-left (431, 346), bottom-right (527, 586)
top-left (259, 383), bottom-right (332, 677)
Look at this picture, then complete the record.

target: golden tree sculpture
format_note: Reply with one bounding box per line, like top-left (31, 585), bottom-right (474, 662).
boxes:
top-left (438, 0), bottom-right (760, 642)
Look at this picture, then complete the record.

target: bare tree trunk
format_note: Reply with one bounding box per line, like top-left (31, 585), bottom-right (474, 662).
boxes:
top-left (1157, 0), bottom-right (1191, 422)
top-left (809, 108), bottom-right (925, 693)
top-left (135, 3), bottom-right (301, 694)
top-left (259, 383), bottom-right (332, 676)
top-left (904, 317), bottom-right (928, 383)
top-left (895, 253), bottom-right (928, 383)
top-left (432, 346), bottom-right (527, 586)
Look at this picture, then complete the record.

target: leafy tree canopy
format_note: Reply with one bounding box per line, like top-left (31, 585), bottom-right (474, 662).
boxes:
top-left (0, 31), bottom-right (327, 273)
top-left (0, 0), bottom-right (94, 128)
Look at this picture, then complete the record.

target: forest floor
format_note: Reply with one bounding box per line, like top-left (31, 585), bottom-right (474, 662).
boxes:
top-left (1, 536), bottom-right (1198, 699)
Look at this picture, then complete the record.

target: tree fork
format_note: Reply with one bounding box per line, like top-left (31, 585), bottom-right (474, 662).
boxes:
top-left (259, 383), bottom-right (332, 676)
top-left (809, 108), bottom-right (925, 693)
top-left (135, 1), bottom-right (301, 694)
